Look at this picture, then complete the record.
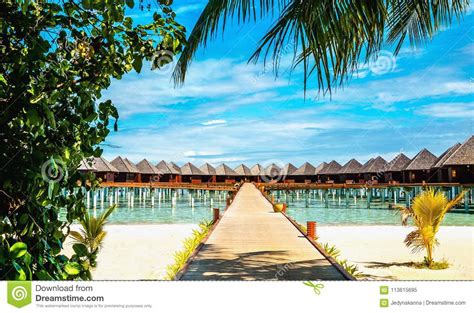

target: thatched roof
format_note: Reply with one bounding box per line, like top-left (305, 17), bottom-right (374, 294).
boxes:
top-left (385, 153), bottom-right (411, 172)
top-left (215, 164), bottom-right (239, 176)
top-left (405, 149), bottom-right (437, 170)
top-left (155, 160), bottom-right (174, 174)
top-left (111, 156), bottom-right (138, 173)
top-left (281, 163), bottom-right (297, 176)
top-left (78, 158), bottom-right (96, 171)
top-left (292, 162), bottom-right (316, 176)
top-left (168, 162), bottom-right (182, 174)
top-left (363, 156), bottom-right (387, 173)
top-left (443, 135), bottom-right (473, 166)
top-left (264, 163), bottom-right (282, 177)
top-left (338, 159), bottom-right (363, 174)
top-left (93, 157), bottom-right (118, 172)
top-left (234, 164), bottom-right (252, 176)
top-left (314, 162), bottom-right (327, 174)
top-left (136, 159), bottom-right (160, 175)
top-left (250, 164), bottom-right (263, 176)
top-left (433, 143), bottom-right (461, 168)
top-left (180, 163), bottom-right (205, 175)
top-left (319, 160), bottom-right (342, 175)
top-left (199, 163), bottom-right (216, 175)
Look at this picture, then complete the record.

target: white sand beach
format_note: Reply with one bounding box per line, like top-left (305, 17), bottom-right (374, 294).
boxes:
top-left (317, 225), bottom-right (474, 280)
top-left (64, 224), bottom-right (198, 280)
top-left (65, 224), bottom-right (473, 280)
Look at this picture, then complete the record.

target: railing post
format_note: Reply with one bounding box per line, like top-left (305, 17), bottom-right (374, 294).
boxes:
top-left (213, 208), bottom-right (220, 224)
top-left (307, 221), bottom-right (317, 240)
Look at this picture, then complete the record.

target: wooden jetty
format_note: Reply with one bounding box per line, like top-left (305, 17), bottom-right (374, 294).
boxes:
top-left (178, 183), bottom-right (352, 280)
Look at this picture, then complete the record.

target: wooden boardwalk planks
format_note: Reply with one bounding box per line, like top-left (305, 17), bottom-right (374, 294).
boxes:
top-left (180, 183), bottom-right (348, 280)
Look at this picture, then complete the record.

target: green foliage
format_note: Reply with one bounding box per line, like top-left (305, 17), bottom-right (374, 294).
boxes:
top-left (173, 0), bottom-right (469, 94)
top-left (397, 188), bottom-right (465, 267)
top-left (165, 220), bottom-right (213, 280)
top-left (322, 243), bottom-right (340, 259)
top-left (68, 205), bottom-right (116, 278)
top-left (0, 0), bottom-right (185, 280)
top-left (320, 242), bottom-right (362, 279)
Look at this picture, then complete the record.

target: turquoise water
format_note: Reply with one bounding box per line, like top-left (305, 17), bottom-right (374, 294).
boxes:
top-left (68, 189), bottom-right (229, 224)
top-left (273, 190), bottom-right (474, 226)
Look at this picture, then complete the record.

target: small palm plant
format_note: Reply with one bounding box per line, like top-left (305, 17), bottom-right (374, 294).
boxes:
top-left (69, 205), bottom-right (116, 268)
top-left (398, 188), bottom-right (464, 268)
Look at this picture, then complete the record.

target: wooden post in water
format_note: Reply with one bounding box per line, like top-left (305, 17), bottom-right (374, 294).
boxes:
top-left (213, 208), bottom-right (220, 224)
top-left (307, 221), bottom-right (317, 240)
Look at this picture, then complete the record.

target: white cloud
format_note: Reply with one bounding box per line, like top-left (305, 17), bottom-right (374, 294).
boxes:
top-left (174, 3), bottom-right (205, 15)
top-left (201, 119), bottom-right (227, 126)
top-left (417, 102), bottom-right (474, 118)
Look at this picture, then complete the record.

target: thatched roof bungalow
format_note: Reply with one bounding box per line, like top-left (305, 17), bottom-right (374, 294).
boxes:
top-left (199, 163), bottom-right (217, 183)
top-left (431, 143), bottom-right (461, 182)
top-left (234, 164), bottom-right (252, 181)
top-left (250, 164), bottom-right (264, 182)
top-left (291, 162), bottom-right (317, 183)
top-left (281, 163), bottom-right (298, 183)
top-left (362, 156), bottom-right (387, 183)
top-left (215, 164), bottom-right (239, 183)
top-left (383, 153), bottom-right (411, 183)
top-left (110, 156), bottom-right (139, 182)
top-left (154, 160), bottom-right (180, 182)
top-left (91, 157), bottom-right (118, 182)
top-left (180, 162), bottom-right (205, 183)
top-left (403, 149), bottom-right (437, 183)
top-left (318, 160), bottom-right (342, 183)
top-left (263, 163), bottom-right (283, 182)
top-left (441, 136), bottom-right (473, 183)
top-left (136, 159), bottom-right (161, 182)
top-left (337, 159), bottom-right (363, 183)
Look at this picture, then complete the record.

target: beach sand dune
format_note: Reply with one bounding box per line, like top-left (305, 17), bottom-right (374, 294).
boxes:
top-left (318, 225), bottom-right (474, 280)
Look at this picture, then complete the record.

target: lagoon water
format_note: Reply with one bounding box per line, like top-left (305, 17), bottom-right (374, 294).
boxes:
top-left (274, 190), bottom-right (474, 226)
top-left (63, 188), bottom-right (473, 226)
top-left (81, 189), bottom-right (228, 224)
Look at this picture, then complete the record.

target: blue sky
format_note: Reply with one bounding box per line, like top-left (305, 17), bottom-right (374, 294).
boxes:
top-left (101, 1), bottom-right (474, 168)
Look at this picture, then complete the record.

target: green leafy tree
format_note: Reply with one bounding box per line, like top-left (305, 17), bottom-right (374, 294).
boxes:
top-left (173, 0), bottom-right (469, 93)
top-left (0, 0), bottom-right (185, 280)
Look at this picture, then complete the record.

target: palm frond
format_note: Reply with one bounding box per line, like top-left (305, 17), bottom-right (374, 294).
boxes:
top-left (173, 0), bottom-right (470, 94)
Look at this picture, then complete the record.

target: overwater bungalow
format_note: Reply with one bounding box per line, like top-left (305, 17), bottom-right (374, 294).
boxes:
top-left (291, 162), bottom-right (317, 183)
top-left (362, 156), bottom-right (388, 183)
top-left (78, 158), bottom-right (96, 174)
top-left (337, 159), bottom-right (363, 184)
top-left (263, 163), bottom-right (282, 182)
top-left (383, 153), bottom-right (411, 183)
top-left (91, 157), bottom-right (118, 182)
top-left (136, 159), bottom-right (161, 183)
top-left (250, 164), bottom-right (264, 182)
top-left (234, 164), bottom-right (252, 182)
top-left (318, 160), bottom-right (342, 183)
top-left (215, 164), bottom-right (239, 183)
top-left (440, 135), bottom-right (474, 183)
top-left (403, 149), bottom-right (438, 183)
top-left (199, 163), bottom-right (217, 183)
top-left (155, 160), bottom-right (178, 183)
top-left (432, 143), bottom-right (462, 182)
top-left (168, 161), bottom-right (182, 182)
top-left (281, 163), bottom-right (298, 183)
top-left (180, 163), bottom-right (205, 183)
top-left (110, 156), bottom-right (140, 182)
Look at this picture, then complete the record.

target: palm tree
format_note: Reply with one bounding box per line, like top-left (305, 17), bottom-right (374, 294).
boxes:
top-left (173, 0), bottom-right (469, 93)
top-left (69, 205), bottom-right (116, 267)
top-left (398, 188), bottom-right (465, 267)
